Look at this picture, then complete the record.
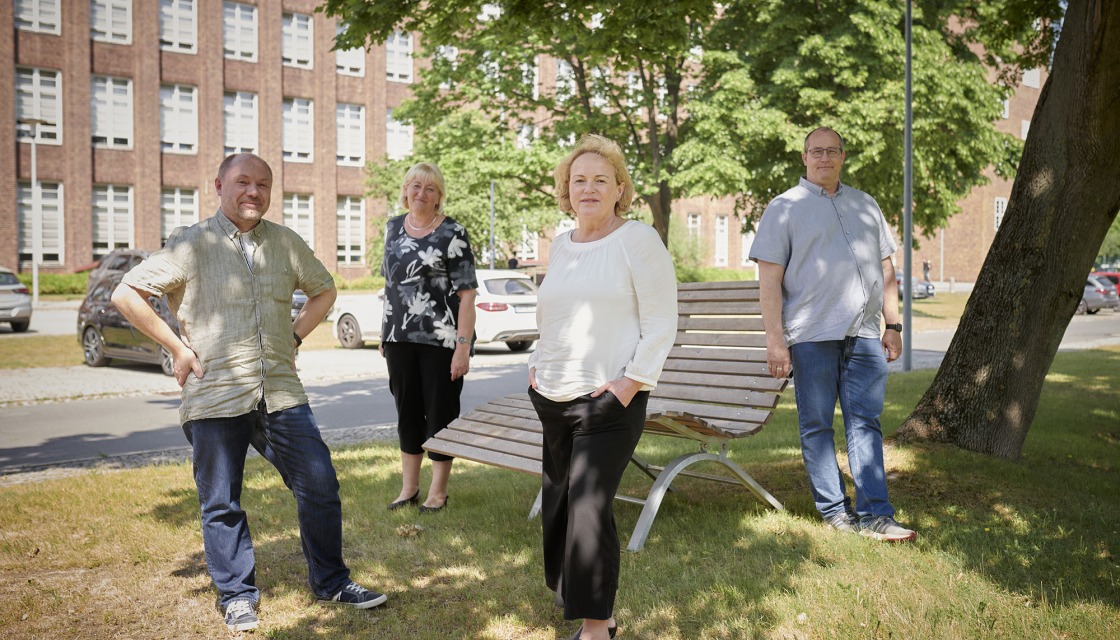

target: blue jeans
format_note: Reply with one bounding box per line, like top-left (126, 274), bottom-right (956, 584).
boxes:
top-left (789, 337), bottom-right (895, 520)
top-left (182, 402), bottom-right (350, 607)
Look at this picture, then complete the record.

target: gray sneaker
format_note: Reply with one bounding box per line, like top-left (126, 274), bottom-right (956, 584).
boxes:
top-left (223, 598), bottom-right (259, 632)
top-left (824, 510), bottom-right (861, 534)
top-left (858, 515), bottom-right (917, 542)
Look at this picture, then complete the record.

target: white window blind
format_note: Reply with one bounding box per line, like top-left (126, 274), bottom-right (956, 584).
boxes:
top-left (282, 12), bottom-right (313, 69)
top-left (282, 98), bottom-right (314, 162)
top-left (90, 0), bottom-right (131, 44)
top-left (715, 215), bottom-right (728, 267)
top-left (92, 184), bottom-right (134, 256)
top-left (336, 103), bottom-right (365, 165)
top-left (15, 0), bottom-right (60, 34)
top-left (223, 91), bottom-right (258, 154)
top-left (159, 0), bottom-right (197, 53)
top-left (17, 181), bottom-right (64, 264)
top-left (91, 76), bottom-right (133, 148)
top-left (283, 194), bottom-right (315, 247)
top-left (386, 109), bottom-right (413, 161)
top-left (335, 23), bottom-right (365, 76)
top-left (161, 188), bottom-right (199, 246)
top-left (222, 1), bottom-right (257, 61)
top-left (160, 84), bottom-right (198, 153)
top-left (336, 196), bottom-right (365, 264)
top-left (385, 31), bottom-right (413, 82)
top-left (15, 67), bottom-right (62, 143)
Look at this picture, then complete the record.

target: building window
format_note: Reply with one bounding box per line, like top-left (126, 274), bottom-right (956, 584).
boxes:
top-left (335, 23), bottom-right (365, 76)
top-left (283, 194), bottom-right (314, 247)
top-left (386, 109), bottom-right (413, 161)
top-left (521, 58), bottom-right (540, 100)
top-left (385, 31), bottom-right (413, 82)
top-left (994, 197), bottom-right (1007, 232)
top-left (15, 0), bottom-right (61, 34)
top-left (687, 213), bottom-right (701, 240)
top-left (15, 67), bottom-right (62, 144)
top-left (92, 184), bottom-right (134, 257)
top-left (17, 181), bottom-right (64, 264)
top-left (336, 196), bottom-right (365, 265)
top-left (160, 188), bottom-right (198, 245)
top-left (436, 45), bottom-right (458, 89)
top-left (517, 226), bottom-right (539, 261)
top-left (1000, 98), bottom-right (1010, 119)
top-left (516, 124), bottom-right (536, 149)
top-left (91, 76), bottom-right (133, 149)
top-left (90, 0), bottom-right (132, 44)
top-left (282, 98), bottom-right (314, 162)
top-left (282, 12), bottom-right (313, 69)
top-left (222, 1), bottom-right (257, 62)
top-left (741, 232), bottom-right (756, 267)
top-left (1022, 68), bottom-right (1041, 89)
top-left (336, 103), bottom-right (366, 166)
top-left (159, 0), bottom-right (197, 53)
top-left (714, 215), bottom-right (728, 267)
top-left (1021, 119), bottom-right (1030, 140)
top-left (223, 91), bottom-right (258, 154)
top-left (160, 84), bottom-right (198, 154)
top-left (555, 59), bottom-right (574, 100)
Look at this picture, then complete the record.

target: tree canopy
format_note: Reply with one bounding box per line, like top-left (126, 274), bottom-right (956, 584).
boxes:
top-left (322, 0), bottom-right (1055, 247)
top-left (672, 0), bottom-right (1036, 235)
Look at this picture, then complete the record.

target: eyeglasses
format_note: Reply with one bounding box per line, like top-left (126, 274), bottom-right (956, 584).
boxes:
top-left (807, 147), bottom-right (843, 158)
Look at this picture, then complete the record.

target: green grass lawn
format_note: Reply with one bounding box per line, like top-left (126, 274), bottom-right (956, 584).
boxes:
top-left (1, 347), bottom-right (1117, 639)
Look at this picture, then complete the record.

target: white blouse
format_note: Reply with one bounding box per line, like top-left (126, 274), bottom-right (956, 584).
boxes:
top-left (528, 220), bottom-right (678, 402)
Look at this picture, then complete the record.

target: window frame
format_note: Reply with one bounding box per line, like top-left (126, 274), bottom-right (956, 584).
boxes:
top-left (160, 187), bottom-right (199, 246)
top-left (91, 183), bottom-right (135, 257)
top-left (222, 1), bottom-right (258, 62)
top-left (282, 97), bottom-right (315, 162)
top-left (90, 0), bottom-right (132, 45)
top-left (159, 84), bottom-right (199, 154)
top-left (15, 67), bottom-right (63, 144)
top-left (281, 12), bottom-right (314, 69)
top-left (15, 0), bottom-right (61, 34)
top-left (159, 0), bottom-right (198, 54)
top-left (91, 75), bottom-right (134, 149)
top-left (17, 180), bottom-right (65, 265)
top-left (336, 103), bottom-right (366, 166)
top-left (223, 90), bottom-right (259, 155)
top-left (336, 196), bottom-right (366, 265)
top-left (385, 31), bottom-right (413, 83)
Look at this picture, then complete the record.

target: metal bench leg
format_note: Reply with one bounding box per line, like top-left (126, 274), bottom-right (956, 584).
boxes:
top-left (528, 488), bottom-right (542, 519)
top-left (625, 449), bottom-right (784, 553)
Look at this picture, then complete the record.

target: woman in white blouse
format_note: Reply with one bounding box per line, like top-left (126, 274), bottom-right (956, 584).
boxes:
top-left (528, 135), bottom-right (677, 640)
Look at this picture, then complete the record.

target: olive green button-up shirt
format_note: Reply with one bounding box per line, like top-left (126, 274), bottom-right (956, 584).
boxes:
top-left (121, 211), bottom-right (335, 424)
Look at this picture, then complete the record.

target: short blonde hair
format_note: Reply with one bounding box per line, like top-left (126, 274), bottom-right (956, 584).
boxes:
top-left (553, 135), bottom-right (635, 216)
top-left (399, 162), bottom-right (447, 212)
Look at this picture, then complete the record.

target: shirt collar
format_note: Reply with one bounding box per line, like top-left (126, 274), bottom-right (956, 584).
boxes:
top-left (799, 176), bottom-right (845, 198)
top-left (213, 209), bottom-right (264, 241)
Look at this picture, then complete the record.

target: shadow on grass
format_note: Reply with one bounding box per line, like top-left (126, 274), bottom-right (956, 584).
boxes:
top-left (140, 348), bottom-right (1119, 637)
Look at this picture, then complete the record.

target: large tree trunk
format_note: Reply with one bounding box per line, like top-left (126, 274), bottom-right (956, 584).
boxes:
top-left (895, 0), bottom-right (1120, 459)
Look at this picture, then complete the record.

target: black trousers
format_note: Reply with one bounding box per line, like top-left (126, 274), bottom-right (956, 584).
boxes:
top-left (529, 387), bottom-right (649, 620)
top-left (383, 341), bottom-right (462, 462)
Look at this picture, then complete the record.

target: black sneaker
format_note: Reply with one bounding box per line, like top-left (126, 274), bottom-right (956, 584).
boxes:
top-left (223, 598), bottom-right (259, 632)
top-left (824, 510), bottom-right (861, 534)
top-left (318, 581), bottom-right (388, 609)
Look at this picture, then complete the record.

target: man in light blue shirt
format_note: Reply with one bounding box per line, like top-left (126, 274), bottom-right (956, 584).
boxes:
top-left (750, 127), bottom-right (916, 542)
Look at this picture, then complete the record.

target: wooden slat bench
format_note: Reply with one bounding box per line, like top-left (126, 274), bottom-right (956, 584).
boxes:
top-left (423, 280), bottom-right (789, 551)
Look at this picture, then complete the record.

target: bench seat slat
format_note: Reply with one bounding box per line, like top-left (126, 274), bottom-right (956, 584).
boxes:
top-left (445, 417), bottom-right (544, 444)
top-left (645, 398), bottom-right (773, 425)
top-left (652, 382), bottom-right (780, 408)
top-left (423, 438), bottom-right (543, 476)
top-left (436, 428), bottom-right (545, 460)
top-left (678, 316), bottom-right (766, 332)
top-left (662, 359), bottom-right (770, 377)
top-left (677, 301), bottom-right (763, 315)
top-left (668, 346), bottom-right (768, 363)
top-left (675, 332), bottom-right (768, 349)
top-left (657, 370), bottom-right (786, 392)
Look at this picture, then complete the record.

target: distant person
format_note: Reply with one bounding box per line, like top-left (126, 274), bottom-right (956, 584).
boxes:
top-left (528, 135), bottom-right (677, 640)
top-left (508, 257), bottom-right (520, 269)
top-left (380, 162), bottom-right (477, 514)
top-left (112, 153), bottom-right (387, 633)
top-left (923, 259), bottom-right (932, 282)
top-left (750, 127), bottom-right (917, 543)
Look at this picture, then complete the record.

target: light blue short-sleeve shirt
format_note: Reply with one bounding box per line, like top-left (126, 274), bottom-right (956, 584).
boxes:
top-left (749, 177), bottom-right (897, 345)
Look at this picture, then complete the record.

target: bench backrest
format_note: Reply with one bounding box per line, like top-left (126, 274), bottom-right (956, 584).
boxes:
top-left (643, 280), bottom-right (788, 440)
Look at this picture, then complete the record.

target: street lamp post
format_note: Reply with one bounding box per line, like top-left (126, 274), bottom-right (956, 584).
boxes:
top-left (17, 118), bottom-right (49, 308)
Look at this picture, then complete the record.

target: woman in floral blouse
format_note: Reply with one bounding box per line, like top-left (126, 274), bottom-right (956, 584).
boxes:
top-left (381, 162), bottom-right (477, 513)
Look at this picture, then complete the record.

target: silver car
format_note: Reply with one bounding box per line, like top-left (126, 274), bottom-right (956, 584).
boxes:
top-left (0, 267), bottom-right (33, 333)
top-left (1079, 276), bottom-right (1120, 314)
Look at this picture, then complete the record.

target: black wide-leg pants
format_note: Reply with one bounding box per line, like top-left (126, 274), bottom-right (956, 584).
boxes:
top-left (529, 387), bottom-right (649, 620)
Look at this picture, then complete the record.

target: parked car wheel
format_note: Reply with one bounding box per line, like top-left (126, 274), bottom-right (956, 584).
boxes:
top-left (337, 314), bottom-right (365, 349)
top-left (1076, 299), bottom-right (1088, 315)
top-left (506, 340), bottom-right (533, 352)
top-left (1087, 307), bottom-right (1100, 315)
top-left (159, 346), bottom-right (175, 376)
top-left (82, 327), bottom-right (109, 367)
top-left (10, 320), bottom-right (29, 333)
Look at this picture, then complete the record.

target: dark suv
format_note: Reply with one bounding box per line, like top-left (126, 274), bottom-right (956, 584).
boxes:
top-left (85, 249), bottom-right (150, 292)
top-left (78, 274), bottom-right (180, 375)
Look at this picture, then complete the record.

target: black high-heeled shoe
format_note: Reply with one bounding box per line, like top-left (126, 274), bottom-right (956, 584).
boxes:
top-left (387, 489), bottom-right (419, 511)
top-left (418, 495), bottom-right (449, 513)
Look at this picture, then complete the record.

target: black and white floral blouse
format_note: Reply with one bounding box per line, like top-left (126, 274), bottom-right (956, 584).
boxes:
top-left (380, 214), bottom-right (478, 350)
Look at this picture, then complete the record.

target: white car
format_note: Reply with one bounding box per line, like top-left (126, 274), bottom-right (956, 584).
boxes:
top-left (330, 269), bottom-right (539, 351)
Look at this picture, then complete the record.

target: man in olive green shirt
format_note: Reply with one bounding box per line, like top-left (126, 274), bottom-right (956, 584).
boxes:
top-left (113, 153), bottom-right (385, 633)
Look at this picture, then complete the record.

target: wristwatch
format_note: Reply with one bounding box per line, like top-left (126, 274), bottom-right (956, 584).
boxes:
top-left (885, 323), bottom-right (903, 332)
top-left (456, 336), bottom-right (469, 345)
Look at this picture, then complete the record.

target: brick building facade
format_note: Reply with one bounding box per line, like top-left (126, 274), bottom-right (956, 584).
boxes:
top-left (2, 1), bottom-right (1042, 284)
top-left (4, 0), bottom-right (416, 278)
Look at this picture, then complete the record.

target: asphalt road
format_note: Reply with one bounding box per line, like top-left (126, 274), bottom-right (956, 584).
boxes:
top-left (2, 300), bottom-right (1119, 474)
